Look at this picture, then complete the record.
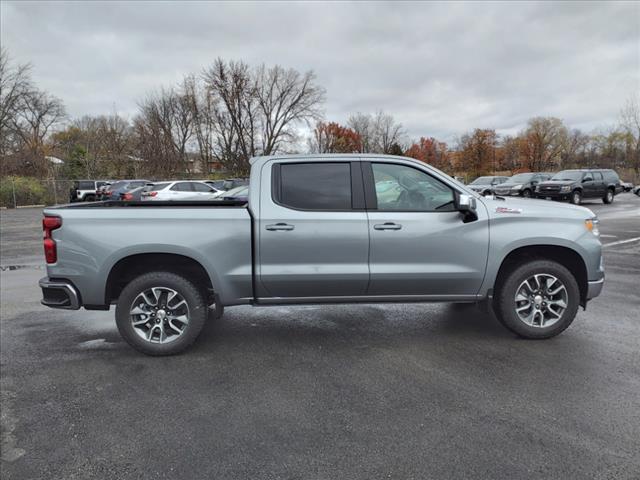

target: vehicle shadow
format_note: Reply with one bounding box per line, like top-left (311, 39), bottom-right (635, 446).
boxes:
top-left (194, 301), bottom-right (512, 353)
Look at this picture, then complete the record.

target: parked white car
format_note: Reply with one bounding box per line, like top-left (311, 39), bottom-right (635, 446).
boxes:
top-left (141, 181), bottom-right (219, 201)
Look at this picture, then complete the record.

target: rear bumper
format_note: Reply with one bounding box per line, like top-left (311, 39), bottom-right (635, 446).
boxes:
top-left (586, 277), bottom-right (604, 300)
top-left (39, 277), bottom-right (81, 310)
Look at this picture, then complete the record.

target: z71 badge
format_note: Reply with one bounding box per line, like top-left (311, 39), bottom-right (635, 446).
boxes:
top-left (495, 206), bottom-right (522, 214)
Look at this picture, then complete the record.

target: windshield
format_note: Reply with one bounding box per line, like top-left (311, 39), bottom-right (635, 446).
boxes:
top-left (552, 170), bottom-right (583, 181)
top-left (470, 176), bottom-right (494, 185)
top-left (507, 173), bottom-right (534, 183)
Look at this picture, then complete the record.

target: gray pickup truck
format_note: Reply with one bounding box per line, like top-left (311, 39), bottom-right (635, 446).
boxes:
top-left (40, 155), bottom-right (605, 355)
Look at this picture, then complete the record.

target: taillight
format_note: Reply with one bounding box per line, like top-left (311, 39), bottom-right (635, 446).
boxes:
top-left (123, 193), bottom-right (133, 201)
top-left (43, 215), bottom-right (62, 264)
top-left (142, 191), bottom-right (158, 197)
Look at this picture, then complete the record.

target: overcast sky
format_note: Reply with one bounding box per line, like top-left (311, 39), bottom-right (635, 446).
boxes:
top-left (1, 1), bottom-right (638, 142)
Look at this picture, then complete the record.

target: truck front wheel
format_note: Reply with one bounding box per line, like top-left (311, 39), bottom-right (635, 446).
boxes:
top-left (115, 271), bottom-right (207, 355)
top-left (570, 190), bottom-right (582, 205)
top-left (494, 260), bottom-right (580, 339)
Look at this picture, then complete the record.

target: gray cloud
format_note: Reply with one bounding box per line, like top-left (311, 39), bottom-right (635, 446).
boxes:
top-left (1, 0), bottom-right (638, 143)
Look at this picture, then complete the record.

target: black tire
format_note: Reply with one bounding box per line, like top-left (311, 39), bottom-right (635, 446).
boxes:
top-left (602, 188), bottom-right (614, 204)
top-left (115, 271), bottom-right (207, 355)
top-left (522, 189), bottom-right (532, 198)
top-left (85, 195), bottom-right (95, 202)
top-left (494, 259), bottom-right (580, 339)
top-left (570, 190), bottom-right (582, 205)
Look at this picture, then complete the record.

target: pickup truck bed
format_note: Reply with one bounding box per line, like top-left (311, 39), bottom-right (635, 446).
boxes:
top-left (43, 201), bottom-right (254, 308)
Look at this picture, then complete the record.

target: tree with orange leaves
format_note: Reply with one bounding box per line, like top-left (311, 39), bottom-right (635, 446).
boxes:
top-left (310, 121), bottom-right (362, 153)
top-left (405, 137), bottom-right (451, 172)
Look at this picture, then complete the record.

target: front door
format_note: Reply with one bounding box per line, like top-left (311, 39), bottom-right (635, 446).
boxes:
top-left (258, 160), bottom-right (370, 298)
top-left (364, 161), bottom-right (489, 297)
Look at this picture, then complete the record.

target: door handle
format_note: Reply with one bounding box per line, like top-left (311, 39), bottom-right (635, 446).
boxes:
top-left (266, 223), bottom-right (295, 231)
top-left (374, 222), bottom-right (402, 231)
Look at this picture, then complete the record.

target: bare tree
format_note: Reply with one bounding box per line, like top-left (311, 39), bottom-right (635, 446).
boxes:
top-left (0, 49), bottom-right (32, 145)
top-left (135, 87), bottom-right (194, 176)
top-left (255, 64), bottom-right (325, 155)
top-left (10, 89), bottom-right (66, 176)
top-left (372, 110), bottom-right (405, 154)
top-left (619, 95), bottom-right (640, 176)
top-left (347, 112), bottom-right (373, 152)
top-left (347, 110), bottom-right (405, 153)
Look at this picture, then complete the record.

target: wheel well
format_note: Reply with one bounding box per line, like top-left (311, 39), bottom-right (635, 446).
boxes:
top-left (494, 245), bottom-right (588, 306)
top-left (105, 253), bottom-right (214, 305)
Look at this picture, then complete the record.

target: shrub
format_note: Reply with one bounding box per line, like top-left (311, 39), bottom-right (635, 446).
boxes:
top-left (0, 176), bottom-right (53, 208)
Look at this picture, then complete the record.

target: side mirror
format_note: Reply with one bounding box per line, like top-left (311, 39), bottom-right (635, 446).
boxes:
top-left (583, 177), bottom-right (592, 183)
top-left (531, 180), bottom-right (538, 186)
top-left (455, 192), bottom-right (478, 222)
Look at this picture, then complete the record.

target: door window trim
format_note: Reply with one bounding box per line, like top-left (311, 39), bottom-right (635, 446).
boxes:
top-left (271, 161), bottom-right (365, 212)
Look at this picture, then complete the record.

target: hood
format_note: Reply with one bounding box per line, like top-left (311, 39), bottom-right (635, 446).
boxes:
top-left (481, 195), bottom-right (594, 220)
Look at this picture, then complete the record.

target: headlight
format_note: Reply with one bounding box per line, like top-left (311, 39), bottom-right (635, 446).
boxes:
top-left (511, 184), bottom-right (523, 190)
top-left (585, 218), bottom-right (600, 237)
top-left (560, 185), bottom-right (571, 193)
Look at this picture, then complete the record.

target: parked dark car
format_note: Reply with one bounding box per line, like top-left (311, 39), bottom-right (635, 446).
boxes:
top-left (493, 172), bottom-right (553, 198)
top-left (634, 185), bottom-right (640, 197)
top-left (221, 185), bottom-right (249, 202)
top-left (203, 180), bottom-right (226, 192)
top-left (466, 176), bottom-right (509, 195)
top-left (121, 184), bottom-right (156, 201)
top-left (535, 169), bottom-right (622, 204)
top-left (222, 178), bottom-right (249, 191)
top-left (104, 180), bottom-right (151, 200)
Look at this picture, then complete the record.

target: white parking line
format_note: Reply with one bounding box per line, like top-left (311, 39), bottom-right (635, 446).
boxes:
top-left (600, 234), bottom-right (617, 238)
top-left (602, 237), bottom-right (640, 248)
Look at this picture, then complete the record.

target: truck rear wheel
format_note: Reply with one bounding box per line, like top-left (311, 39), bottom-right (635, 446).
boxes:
top-left (115, 271), bottom-right (207, 355)
top-left (494, 259), bottom-right (580, 339)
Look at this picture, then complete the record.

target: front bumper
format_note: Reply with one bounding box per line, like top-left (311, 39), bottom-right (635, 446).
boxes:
top-left (534, 191), bottom-right (570, 200)
top-left (39, 277), bottom-right (81, 310)
top-left (586, 277), bottom-right (604, 300)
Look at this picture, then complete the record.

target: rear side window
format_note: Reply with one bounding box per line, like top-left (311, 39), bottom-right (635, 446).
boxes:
top-left (593, 172), bottom-right (603, 181)
top-left (603, 171), bottom-right (619, 182)
top-left (171, 182), bottom-right (193, 192)
top-left (149, 183), bottom-right (170, 192)
top-left (78, 181), bottom-right (94, 190)
top-left (276, 163), bottom-right (352, 210)
top-left (192, 182), bottom-right (213, 192)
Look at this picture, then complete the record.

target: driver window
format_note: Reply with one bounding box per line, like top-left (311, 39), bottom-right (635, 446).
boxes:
top-left (371, 163), bottom-right (455, 212)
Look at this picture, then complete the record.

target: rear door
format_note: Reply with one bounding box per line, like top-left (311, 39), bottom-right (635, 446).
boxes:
top-left (581, 172), bottom-right (598, 198)
top-left (168, 182), bottom-right (195, 199)
top-left (592, 172), bottom-right (605, 197)
top-left (257, 160), bottom-right (369, 298)
top-left (364, 161), bottom-right (489, 297)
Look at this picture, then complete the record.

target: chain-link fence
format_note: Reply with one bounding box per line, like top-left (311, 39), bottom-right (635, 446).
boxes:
top-left (1, 178), bottom-right (75, 208)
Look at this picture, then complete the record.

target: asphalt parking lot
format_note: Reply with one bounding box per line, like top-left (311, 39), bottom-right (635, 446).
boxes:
top-left (1, 195), bottom-right (639, 479)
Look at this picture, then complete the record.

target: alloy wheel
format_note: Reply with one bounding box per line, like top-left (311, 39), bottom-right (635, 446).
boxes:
top-left (129, 287), bottom-right (190, 343)
top-left (514, 274), bottom-right (568, 328)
